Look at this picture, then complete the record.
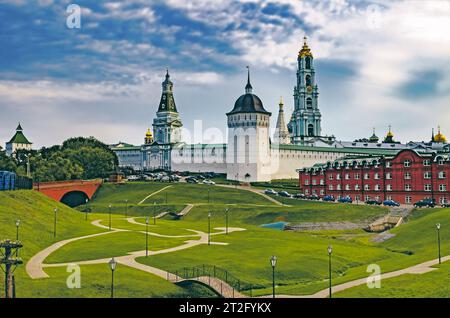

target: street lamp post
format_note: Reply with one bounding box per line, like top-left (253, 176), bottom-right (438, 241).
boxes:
top-left (85, 198), bottom-right (89, 221)
top-left (270, 255), bottom-right (277, 298)
top-left (125, 199), bottom-right (128, 218)
top-left (153, 201), bottom-right (156, 225)
top-left (53, 208), bottom-right (58, 238)
top-left (328, 245), bottom-right (333, 298)
top-left (109, 257), bottom-right (117, 298)
top-left (225, 208), bottom-right (229, 235)
top-left (208, 212), bottom-right (211, 245)
top-left (15, 219), bottom-right (21, 257)
top-left (108, 204), bottom-right (112, 231)
top-left (15, 219), bottom-right (20, 241)
top-left (146, 216), bottom-right (149, 257)
top-left (437, 223), bottom-right (441, 264)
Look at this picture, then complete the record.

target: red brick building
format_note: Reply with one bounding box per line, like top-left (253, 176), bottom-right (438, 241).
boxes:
top-left (297, 149), bottom-right (450, 205)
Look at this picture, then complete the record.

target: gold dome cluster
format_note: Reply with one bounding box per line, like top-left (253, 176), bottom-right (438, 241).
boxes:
top-left (298, 36), bottom-right (313, 58)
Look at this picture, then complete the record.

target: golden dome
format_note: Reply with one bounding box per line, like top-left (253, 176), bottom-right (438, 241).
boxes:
top-left (386, 125), bottom-right (394, 138)
top-left (146, 128), bottom-right (152, 137)
top-left (434, 126), bottom-right (447, 143)
top-left (298, 36), bottom-right (313, 58)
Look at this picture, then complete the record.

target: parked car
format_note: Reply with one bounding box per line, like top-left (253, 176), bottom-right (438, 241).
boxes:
top-left (203, 179), bottom-right (216, 185)
top-left (338, 196), bottom-right (353, 203)
top-left (413, 198), bottom-right (436, 208)
top-left (186, 177), bottom-right (198, 184)
top-left (196, 175), bottom-right (206, 180)
top-left (126, 175), bottom-right (139, 181)
top-left (365, 199), bottom-right (382, 205)
top-left (264, 189), bottom-right (277, 195)
top-left (278, 191), bottom-right (291, 198)
top-left (441, 202), bottom-right (450, 208)
top-left (293, 193), bottom-right (306, 199)
top-left (307, 194), bottom-right (320, 200)
top-left (322, 195), bottom-right (335, 202)
top-left (169, 175), bottom-right (181, 182)
top-left (383, 199), bottom-right (400, 207)
top-left (160, 176), bottom-right (171, 182)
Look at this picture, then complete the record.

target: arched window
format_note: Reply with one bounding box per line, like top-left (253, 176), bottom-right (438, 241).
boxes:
top-left (305, 74), bottom-right (311, 86)
top-left (308, 124), bottom-right (314, 136)
top-left (306, 98), bottom-right (312, 109)
top-left (305, 57), bottom-right (311, 69)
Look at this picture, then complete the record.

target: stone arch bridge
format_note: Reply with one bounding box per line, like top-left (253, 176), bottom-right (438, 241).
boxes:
top-left (33, 179), bottom-right (103, 207)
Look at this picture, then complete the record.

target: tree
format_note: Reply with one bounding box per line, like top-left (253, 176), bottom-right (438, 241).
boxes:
top-left (63, 146), bottom-right (115, 179)
top-left (62, 137), bottom-right (119, 166)
top-left (31, 153), bottom-right (83, 182)
top-left (0, 150), bottom-right (17, 172)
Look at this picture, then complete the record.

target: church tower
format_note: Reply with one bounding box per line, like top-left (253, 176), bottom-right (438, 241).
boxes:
top-left (147, 70), bottom-right (183, 170)
top-left (226, 67), bottom-right (272, 182)
top-left (273, 97), bottom-right (290, 144)
top-left (288, 37), bottom-right (322, 145)
top-left (152, 69), bottom-right (183, 144)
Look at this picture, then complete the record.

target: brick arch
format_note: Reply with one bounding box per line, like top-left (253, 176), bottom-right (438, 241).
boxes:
top-left (33, 179), bottom-right (102, 203)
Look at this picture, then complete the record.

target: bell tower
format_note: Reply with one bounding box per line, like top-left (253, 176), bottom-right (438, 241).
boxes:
top-left (288, 37), bottom-right (322, 144)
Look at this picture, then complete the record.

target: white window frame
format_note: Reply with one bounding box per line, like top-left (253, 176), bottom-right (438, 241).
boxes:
top-left (405, 196), bottom-right (411, 204)
top-left (424, 171), bottom-right (432, 179)
top-left (404, 160), bottom-right (411, 167)
top-left (424, 184), bottom-right (432, 192)
top-left (439, 184), bottom-right (446, 192)
top-left (404, 172), bottom-right (411, 180)
top-left (404, 184), bottom-right (411, 191)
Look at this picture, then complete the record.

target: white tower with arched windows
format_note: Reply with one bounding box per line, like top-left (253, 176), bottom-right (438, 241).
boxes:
top-left (226, 68), bottom-right (272, 182)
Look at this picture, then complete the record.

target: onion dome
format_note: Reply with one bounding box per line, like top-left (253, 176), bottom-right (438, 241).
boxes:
top-left (144, 128), bottom-right (153, 144)
top-left (298, 36), bottom-right (313, 58)
top-left (434, 126), bottom-right (447, 143)
top-left (226, 67), bottom-right (271, 116)
top-left (369, 127), bottom-right (379, 143)
top-left (383, 125), bottom-right (395, 143)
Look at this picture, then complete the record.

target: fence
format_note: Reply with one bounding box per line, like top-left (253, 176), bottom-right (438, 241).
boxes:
top-left (166, 264), bottom-right (263, 297)
top-left (0, 171), bottom-right (32, 191)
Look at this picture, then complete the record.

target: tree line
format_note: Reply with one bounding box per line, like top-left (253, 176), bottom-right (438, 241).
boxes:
top-left (0, 137), bottom-right (118, 182)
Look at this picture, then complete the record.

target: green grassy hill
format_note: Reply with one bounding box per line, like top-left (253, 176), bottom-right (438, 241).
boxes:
top-left (0, 190), bottom-right (216, 298)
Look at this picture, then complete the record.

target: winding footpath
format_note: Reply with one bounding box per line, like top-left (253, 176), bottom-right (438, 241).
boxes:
top-left (26, 215), bottom-right (246, 297)
top-left (216, 184), bottom-right (286, 206)
top-left (25, 184), bottom-right (448, 298)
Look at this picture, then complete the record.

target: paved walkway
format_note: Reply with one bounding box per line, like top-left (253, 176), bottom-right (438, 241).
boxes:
top-left (27, 216), bottom-right (246, 298)
top-left (216, 184), bottom-right (285, 206)
top-left (138, 185), bottom-right (173, 205)
top-left (271, 255), bottom-right (450, 298)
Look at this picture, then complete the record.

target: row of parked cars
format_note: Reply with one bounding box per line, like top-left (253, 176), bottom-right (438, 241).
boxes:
top-left (263, 189), bottom-right (449, 208)
top-left (127, 172), bottom-right (181, 182)
top-left (186, 176), bottom-right (216, 185)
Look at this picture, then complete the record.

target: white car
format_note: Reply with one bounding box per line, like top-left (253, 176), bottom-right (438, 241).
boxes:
top-left (127, 175), bottom-right (139, 181)
top-left (202, 179), bottom-right (216, 185)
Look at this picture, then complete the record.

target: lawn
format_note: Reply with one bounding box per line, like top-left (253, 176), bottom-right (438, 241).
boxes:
top-left (335, 261), bottom-right (450, 298)
top-left (0, 190), bottom-right (215, 298)
top-left (15, 263), bottom-right (217, 298)
top-left (45, 230), bottom-right (189, 263)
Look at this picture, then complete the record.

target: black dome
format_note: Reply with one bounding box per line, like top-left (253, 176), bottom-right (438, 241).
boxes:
top-left (227, 93), bottom-right (271, 115)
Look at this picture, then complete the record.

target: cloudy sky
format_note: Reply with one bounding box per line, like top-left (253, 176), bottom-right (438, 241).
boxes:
top-left (1, 0), bottom-right (450, 148)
